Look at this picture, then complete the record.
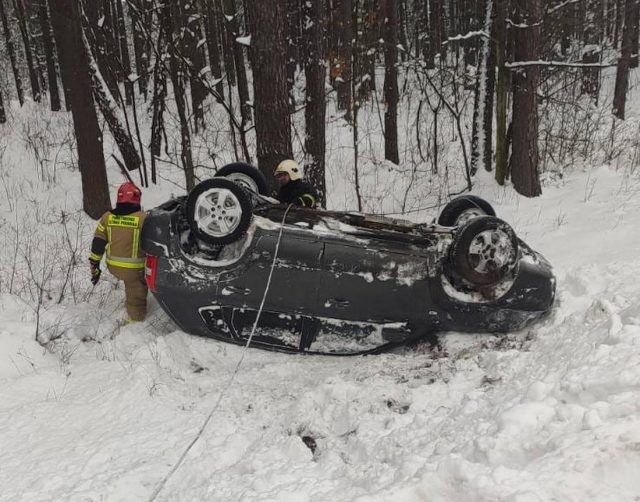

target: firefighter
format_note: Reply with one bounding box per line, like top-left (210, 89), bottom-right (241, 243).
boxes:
top-left (89, 182), bottom-right (148, 323)
top-left (274, 159), bottom-right (317, 208)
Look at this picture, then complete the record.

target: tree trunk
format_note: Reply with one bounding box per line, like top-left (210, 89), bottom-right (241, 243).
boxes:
top-left (333, 0), bottom-right (352, 121)
top-left (0, 0), bottom-right (24, 105)
top-left (49, 0), bottom-right (111, 219)
top-left (383, 0), bottom-right (399, 164)
top-left (397, 0), bottom-right (409, 60)
top-left (13, 0), bottom-right (41, 102)
top-left (200, 0), bottom-right (224, 99)
top-left (0, 87), bottom-right (5, 122)
top-left (180, 0), bottom-right (207, 132)
top-left (471, 0), bottom-right (495, 175)
top-left (511, 0), bottom-right (541, 197)
top-left (101, 0), bottom-right (122, 85)
top-left (360, 0), bottom-right (379, 98)
top-left (494, 0), bottom-right (509, 185)
top-left (38, 0), bottom-right (61, 111)
top-left (129, 0), bottom-right (149, 98)
top-left (163, 1), bottom-right (195, 190)
top-left (247, 0), bottom-right (292, 191)
top-left (220, 0), bottom-right (236, 86)
top-left (84, 0), bottom-right (118, 97)
top-left (613, 0), bottom-right (637, 119)
top-left (82, 27), bottom-right (142, 173)
top-left (285, 0), bottom-right (300, 109)
top-left (114, 0), bottom-right (133, 104)
top-left (222, 0), bottom-right (252, 124)
top-left (302, 0), bottom-right (326, 206)
top-left (427, 0), bottom-right (445, 68)
top-left (581, 0), bottom-right (602, 98)
top-left (149, 22), bottom-right (167, 185)
top-left (631, 0), bottom-right (639, 67)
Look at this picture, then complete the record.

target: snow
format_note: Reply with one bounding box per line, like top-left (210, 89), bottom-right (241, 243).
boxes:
top-left (236, 35), bottom-right (251, 47)
top-left (2, 163), bottom-right (640, 500)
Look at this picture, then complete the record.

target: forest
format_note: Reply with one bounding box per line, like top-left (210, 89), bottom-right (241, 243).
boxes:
top-left (1, 0), bottom-right (638, 219)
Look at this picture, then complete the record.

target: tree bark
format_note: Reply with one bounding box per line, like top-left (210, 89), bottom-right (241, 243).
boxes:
top-left (180, 0), bottom-right (207, 132)
top-left (427, 0), bottom-right (445, 68)
top-left (162, 1), bottom-right (195, 190)
top-left (333, 0), bottom-right (352, 121)
top-left (383, 0), bottom-right (399, 164)
top-left (129, 0), bottom-right (149, 98)
top-left (0, 0), bottom-right (24, 105)
top-left (247, 0), bottom-right (292, 191)
top-left (222, 0), bottom-right (252, 124)
top-left (613, 0), bottom-right (637, 119)
top-left (511, 0), bottom-right (541, 197)
top-left (631, 0), bottom-right (639, 67)
top-left (49, 0), bottom-right (111, 219)
top-left (114, 0), bottom-right (133, 104)
top-left (200, 0), bottom-right (224, 99)
top-left (0, 87), bottom-right (5, 122)
top-left (302, 0), bottom-right (326, 206)
top-left (13, 0), bottom-right (41, 102)
top-left (84, 0), bottom-right (118, 96)
top-left (494, 0), bottom-right (509, 185)
top-left (471, 0), bottom-right (495, 175)
top-left (219, 0), bottom-right (236, 86)
top-left (149, 22), bottom-right (167, 185)
top-left (285, 0), bottom-right (300, 109)
top-left (38, 0), bottom-right (61, 111)
top-left (82, 27), bottom-right (142, 173)
top-left (101, 0), bottom-right (122, 85)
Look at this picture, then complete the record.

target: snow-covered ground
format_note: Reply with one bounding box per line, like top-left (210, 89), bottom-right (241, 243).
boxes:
top-left (3, 59), bottom-right (640, 500)
top-left (2, 155), bottom-right (640, 501)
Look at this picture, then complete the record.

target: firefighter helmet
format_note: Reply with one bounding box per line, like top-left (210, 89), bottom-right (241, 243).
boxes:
top-left (274, 159), bottom-right (302, 181)
top-left (117, 182), bottom-right (142, 204)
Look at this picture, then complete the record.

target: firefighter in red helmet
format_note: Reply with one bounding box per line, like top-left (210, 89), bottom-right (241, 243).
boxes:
top-left (89, 182), bottom-right (148, 323)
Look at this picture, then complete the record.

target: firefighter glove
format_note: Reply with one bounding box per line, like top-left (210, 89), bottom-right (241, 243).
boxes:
top-left (90, 259), bottom-right (101, 285)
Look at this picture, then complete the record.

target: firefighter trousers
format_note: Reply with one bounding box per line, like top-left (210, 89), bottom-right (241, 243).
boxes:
top-left (107, 265), bottom-right (148, 321)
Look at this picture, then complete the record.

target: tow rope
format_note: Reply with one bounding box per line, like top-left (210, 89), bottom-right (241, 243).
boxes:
top-left (148, 204), bottom-right (293, 502)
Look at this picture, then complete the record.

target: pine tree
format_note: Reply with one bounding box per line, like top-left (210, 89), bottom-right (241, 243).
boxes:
top-left (247, 0), bottom-right (292, 189)
top-left (49, 0), bottom-right (111, 218)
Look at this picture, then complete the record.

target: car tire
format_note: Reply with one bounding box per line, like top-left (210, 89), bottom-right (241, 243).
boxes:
top-left (215, 162), bottom-right (269, 195)
top-left (450, 216), bottom-right (518, 286)
top-left (186, 177), bottom-right (253, 245)
top-left (437, 195), bottom-right (496, 226)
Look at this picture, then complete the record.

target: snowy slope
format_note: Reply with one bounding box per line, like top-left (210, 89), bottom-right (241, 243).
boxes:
top-left (2, 164), bottom-right (640, 502)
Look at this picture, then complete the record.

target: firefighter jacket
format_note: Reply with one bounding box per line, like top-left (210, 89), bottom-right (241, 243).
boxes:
top-left (277, 179), bottom-right (317, 208)
top-left (89, 204), bottom-right (146, 269)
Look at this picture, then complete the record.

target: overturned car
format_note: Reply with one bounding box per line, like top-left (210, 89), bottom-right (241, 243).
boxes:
top-left (141, 163), bottom-right (555, 355)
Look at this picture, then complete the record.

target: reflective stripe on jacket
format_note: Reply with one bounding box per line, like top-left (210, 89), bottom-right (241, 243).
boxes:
top-left (91, 210), bottom-right (146, 269)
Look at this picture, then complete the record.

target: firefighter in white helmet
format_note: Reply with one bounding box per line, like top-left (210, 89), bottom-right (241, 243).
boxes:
top-left (273, 159), bottom-right (317, 208)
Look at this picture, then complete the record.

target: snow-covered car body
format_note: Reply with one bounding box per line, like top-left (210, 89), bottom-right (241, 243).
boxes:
top-left (141, 195), bottom-right (556, 355)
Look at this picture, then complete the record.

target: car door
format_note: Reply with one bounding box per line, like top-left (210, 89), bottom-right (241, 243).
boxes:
top-left (318, 235), bottom-right (431, 324)
top-left (216, 226), bottom-right (325, 316)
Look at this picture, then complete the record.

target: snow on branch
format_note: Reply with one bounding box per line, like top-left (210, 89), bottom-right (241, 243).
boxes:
top-left (506, 19), bottom-right (543, 29)
top-left (546, 0), bottom-right (583, 15)
top-left (506, 60), bottom-right (617, 69)
top-left (445, 30), bottom-right (489, 44)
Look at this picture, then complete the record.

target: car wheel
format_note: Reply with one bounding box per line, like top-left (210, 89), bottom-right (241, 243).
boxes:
top-left (215, 162), bottom-right (269, 195)
top-left (437, 195), bottom-right (496, 226)
top-left (186, 178), bottom-right (252, 245)
top-left (450, 216), bottom-right (518, 286)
